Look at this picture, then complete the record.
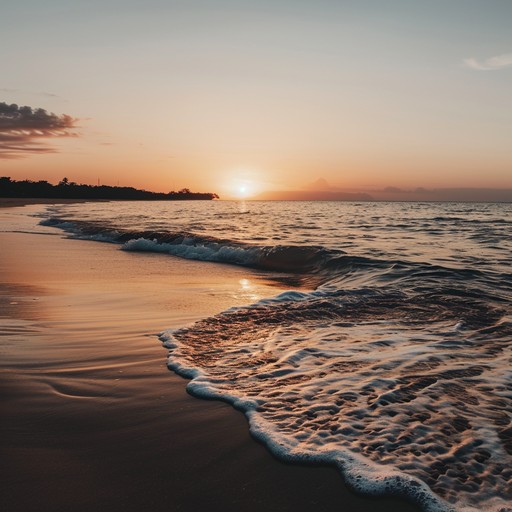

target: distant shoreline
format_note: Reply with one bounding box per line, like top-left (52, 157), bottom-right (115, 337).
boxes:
top-left (0, 178), bottom-right (219, 201)
top-left (0, 197), bottom-right (108, 208)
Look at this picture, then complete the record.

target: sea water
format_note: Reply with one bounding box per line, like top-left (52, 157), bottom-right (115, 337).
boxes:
top-left (40, 200), bottom-right (512, 511)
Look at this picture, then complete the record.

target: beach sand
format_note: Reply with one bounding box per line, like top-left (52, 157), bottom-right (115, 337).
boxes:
top-left (0, 198), bottom-right (107, 208)
top-left (0, 204), bottom-right (420, 512)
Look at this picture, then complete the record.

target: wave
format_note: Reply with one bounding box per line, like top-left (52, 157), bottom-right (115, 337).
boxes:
top-left (40, 212), bottom-right (512, 511)
top-left (40, 217), bottom-right (334, 273)
top-left (40, 217), bottom-right (510, 289)
top-left (160, 277), bottom-right (512, 512)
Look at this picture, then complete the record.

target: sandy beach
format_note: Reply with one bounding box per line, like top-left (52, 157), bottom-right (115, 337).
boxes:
top-left (0, 198), bottom-right (107, 208)
top-left (0, 203), bottom-right (420, 512)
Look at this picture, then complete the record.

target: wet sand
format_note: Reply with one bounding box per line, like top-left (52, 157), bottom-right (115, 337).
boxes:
top-left (0, 198), bottom-right (105, 208)
top-left (0, 204), bottom-right (420, 512)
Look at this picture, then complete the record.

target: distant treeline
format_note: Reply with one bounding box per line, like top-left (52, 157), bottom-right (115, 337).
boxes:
top-left (0, 177), bottom-right (219, 201)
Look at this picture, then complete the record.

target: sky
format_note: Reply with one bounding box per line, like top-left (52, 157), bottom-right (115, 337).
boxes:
top-left (0, 0), bottom-right (511, 199)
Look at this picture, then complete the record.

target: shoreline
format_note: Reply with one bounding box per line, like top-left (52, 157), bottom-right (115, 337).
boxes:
top-left (0, 204), bottom-right (420, 512)
top-left (0, 197), bottom-right (108, 208)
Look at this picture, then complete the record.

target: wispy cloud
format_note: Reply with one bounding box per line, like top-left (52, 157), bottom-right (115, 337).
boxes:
top-left (0, 102), bottom-right (78, 159)
top-left (464, 53), bottom-right (512, 71)
top-left (40, 92), bottom-right (62, 99)
top-left (0, 88), bottom-right (62, 98)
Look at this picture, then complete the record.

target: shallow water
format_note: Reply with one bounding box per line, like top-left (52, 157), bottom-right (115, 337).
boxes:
top-left (41, 200), bottom-right (512, 511)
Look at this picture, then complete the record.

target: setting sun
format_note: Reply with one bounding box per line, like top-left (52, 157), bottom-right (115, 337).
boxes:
top-left (223, 176), bottom-right (261, 199)
top-left (235, 183), bottom-right (251, 198)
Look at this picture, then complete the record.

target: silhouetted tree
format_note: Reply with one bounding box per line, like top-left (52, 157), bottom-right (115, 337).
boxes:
top-left (0, 177), bottom-right (219, 201)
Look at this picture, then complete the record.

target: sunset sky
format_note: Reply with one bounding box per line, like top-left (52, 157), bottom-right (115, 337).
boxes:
top-left (1, 0), bottom-right (511, 198)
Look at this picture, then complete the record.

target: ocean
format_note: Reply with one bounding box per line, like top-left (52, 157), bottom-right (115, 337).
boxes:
top-left (40, 200), bottom-right (512, 512)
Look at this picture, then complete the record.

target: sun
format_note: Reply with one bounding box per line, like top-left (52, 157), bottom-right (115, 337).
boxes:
top-left (232, 181), bottom-right (254, 199)
top-left (223, 168), bottom-right (264, 199)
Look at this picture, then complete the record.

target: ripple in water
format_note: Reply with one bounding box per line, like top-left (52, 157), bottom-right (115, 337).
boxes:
top-left (161, 281), bottom-right (512, 512)
top-left (40, 201), bottom-right (512, 510)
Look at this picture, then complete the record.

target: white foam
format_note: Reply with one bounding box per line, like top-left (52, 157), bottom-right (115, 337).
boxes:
top-left (122, 237), bottom-right (259, 266)
top-left (158, 287), bottom-right (512, 512)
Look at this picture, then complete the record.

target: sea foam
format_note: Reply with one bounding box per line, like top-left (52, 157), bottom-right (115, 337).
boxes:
top-left (160, 278), bottom-right (512, 512)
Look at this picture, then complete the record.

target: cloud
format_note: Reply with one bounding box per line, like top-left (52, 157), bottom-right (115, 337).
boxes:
top-left (0, 88), bottom-right (63, 98)
top-left (463, 53), bottom-right (512, 71)
top-left (0, 102), bottom-right (78, 158)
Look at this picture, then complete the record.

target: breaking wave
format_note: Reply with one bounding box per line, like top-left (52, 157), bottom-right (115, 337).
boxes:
top-left (40, 217), bottom-right (333, 273)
